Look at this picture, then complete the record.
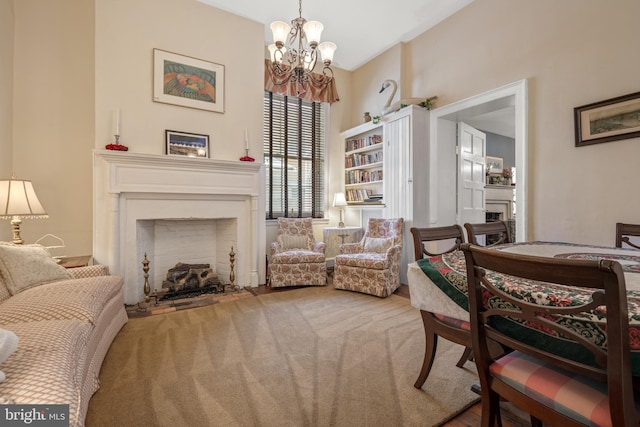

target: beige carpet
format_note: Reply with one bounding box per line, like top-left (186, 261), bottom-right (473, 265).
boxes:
top-left (86, 286), bottom-right (479, 427)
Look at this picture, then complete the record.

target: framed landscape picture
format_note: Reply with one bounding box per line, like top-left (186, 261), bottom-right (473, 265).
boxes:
top-left (165, 130), bottom-right (209, 158)
top-left (574, 91), bottom-right (640, 147)
top-left (153, 49), bottom-right (225, 113)
top-left (486, 156), bottom-right (503, 173)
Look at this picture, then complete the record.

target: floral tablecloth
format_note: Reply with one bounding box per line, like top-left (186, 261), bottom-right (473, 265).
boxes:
top-left (414, 241), bottom-right (640, 375)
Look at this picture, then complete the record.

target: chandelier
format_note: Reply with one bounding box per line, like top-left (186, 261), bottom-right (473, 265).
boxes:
top-left (268, 0), bottom-right (337, 91)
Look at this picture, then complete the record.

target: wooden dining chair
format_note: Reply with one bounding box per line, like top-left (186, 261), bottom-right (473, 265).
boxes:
top-left (462, 243), bottom-right (638, 427)
top-left (464, 221), bottom-right (512, 247)
top-left (616, 222), bottom-right (640, 249)
top-left (409, 225), bottom-right (473, 389)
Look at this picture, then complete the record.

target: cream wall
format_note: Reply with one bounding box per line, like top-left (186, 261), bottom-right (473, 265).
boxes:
top-left (3, 0), bottom-right (264, 258)
top-left (7, 0), bottom-right (94, 254)
top-left (348, 0), bottom-right (640, 246)
top-left (0, 0), bottom-right (13, 179)
top-left (95, 0), bottom-right (263, 160)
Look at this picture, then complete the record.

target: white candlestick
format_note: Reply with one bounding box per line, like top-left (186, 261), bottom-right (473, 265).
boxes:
top-left (113, 108), bottom-right (121, 136)
top-left (244, 128), bottom-right (249, 150)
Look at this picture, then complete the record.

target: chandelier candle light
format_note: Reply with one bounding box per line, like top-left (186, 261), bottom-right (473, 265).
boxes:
top-left (268, 0), bottom-right (337, 92)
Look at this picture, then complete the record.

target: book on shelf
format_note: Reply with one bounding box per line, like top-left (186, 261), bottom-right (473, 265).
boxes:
top-left (345, 169), bottom-right (383, 185)
top-left (345, 134), bottom-right (382, 152)
top-left (345, 189), bottom-right (384, 203)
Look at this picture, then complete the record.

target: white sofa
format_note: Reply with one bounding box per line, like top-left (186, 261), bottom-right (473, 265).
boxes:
top-left (0, 244), bottom-right (127, 427)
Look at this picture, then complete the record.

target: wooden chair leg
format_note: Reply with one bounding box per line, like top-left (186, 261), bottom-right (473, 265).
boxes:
top-left (414, 312), bottom-right (438, 389)
top-left (481, 389), bottom-right (502, 427)
top-left (455, 346), bottom-right (473, 368)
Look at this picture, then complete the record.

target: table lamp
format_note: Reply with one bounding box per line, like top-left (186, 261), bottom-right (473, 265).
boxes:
top-left (333, 192), bottom-right (347, 228)
top-left (0, 177), bottom-right (48, 244)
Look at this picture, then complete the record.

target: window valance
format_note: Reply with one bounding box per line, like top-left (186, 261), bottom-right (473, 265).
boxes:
top-left (264, 59), bottom-right (339, 104)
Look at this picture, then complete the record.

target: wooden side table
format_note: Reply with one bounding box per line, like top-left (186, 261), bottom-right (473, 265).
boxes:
top-left (323, 226), bottom-right (364, 269)
top-left (56, 255), bottom-right (92, 268)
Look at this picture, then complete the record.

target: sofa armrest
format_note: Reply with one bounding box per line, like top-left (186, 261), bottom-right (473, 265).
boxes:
top-left (68, 265), bottom-right (110, 279)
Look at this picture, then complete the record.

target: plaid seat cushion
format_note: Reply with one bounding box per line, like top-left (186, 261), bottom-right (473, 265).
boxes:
top-left (490, 351), bottom-right (629, 427)
top-left (433, 313), bottom-right (471, 331)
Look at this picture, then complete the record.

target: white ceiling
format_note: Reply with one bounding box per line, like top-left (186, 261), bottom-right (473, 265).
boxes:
top-left (198, 0), bottom-right (515, 138)
top-left (198, 0), bottom-right (475, 71)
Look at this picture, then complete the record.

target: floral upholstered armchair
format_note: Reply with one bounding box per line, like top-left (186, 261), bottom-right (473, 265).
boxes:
top-left (333, 218), bottom-right (404, 297)
top-left (269, 218), bottom-right (326, 287)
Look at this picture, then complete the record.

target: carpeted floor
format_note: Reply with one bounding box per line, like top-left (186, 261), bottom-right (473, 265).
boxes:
top-left (86, 286), bottom-right (479, 426)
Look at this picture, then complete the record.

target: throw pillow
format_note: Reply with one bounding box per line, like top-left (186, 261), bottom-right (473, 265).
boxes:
top-left (279, 234), bottom-right (310, 250)
top-left (0, 244), bottom-right (72, 295)
top-left (0, 328), bottom-right (18, 383)
top-left (363, 237), bottom-right (394, 253)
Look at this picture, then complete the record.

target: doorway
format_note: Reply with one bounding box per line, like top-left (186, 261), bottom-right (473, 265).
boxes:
top-left (427, 79), bottom-right (528, 241)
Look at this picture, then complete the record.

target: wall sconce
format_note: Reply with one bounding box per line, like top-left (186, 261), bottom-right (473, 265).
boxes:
top-left (332, 192), bottom-right (347, 228)
top-left (0, 177), bottom-right (48, 244)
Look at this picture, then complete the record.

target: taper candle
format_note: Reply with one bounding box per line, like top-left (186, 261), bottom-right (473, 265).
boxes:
top-left (244, 128), bottom-right (249, 150)
top-left (113, 108), bottom-right (121, 136)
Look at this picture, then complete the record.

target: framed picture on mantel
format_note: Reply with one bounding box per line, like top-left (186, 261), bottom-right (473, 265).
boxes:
top-left (165, 130), bottom-right (209, 158)
top-left (486, 155), bottom-right (503, 173)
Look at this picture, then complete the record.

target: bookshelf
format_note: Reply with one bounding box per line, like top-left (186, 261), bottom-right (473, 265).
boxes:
top-left (340, 105), bottom-right (431, 285)
top-left (342, 122), bottom-right (384, 205)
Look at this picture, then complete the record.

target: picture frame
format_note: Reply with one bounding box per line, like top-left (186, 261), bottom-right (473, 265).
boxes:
top-left (574, 91), bottom-right (640, 147)
top-left (153, 48), bottom-right (225, 113)
top-left (165, 130), bottom-right (209, 158)
top-left (486, 155), bottom-right (504, 173)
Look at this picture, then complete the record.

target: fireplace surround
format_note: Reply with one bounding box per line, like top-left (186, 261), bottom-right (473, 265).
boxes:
top-left (93, 150), bottom-right (265, 305)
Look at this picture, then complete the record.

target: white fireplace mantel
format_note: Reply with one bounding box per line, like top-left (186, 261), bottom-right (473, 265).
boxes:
top-left (93, 150), bottom-right (265, 304)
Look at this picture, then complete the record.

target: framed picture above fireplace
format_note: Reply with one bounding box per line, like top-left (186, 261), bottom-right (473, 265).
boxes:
top-left (153, 48), bottom-right (225, 113)
top-left (165, 130), bottom-right (209, 158)
top-left (486, 155), bottom-right (503, 173)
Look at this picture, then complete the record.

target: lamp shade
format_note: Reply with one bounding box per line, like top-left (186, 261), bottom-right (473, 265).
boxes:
top-left (268, 44), bottom-right (286, 64)
top-left (317, 41), bottom-right (337, 65)
top-left (332, 192), bottom-right (347, 207)
top-left (302, 21), bottom-right (323, 47)
top-left (270, 21), bottom-right (291, 46)
top-left (0, 179), bottom-right (48, 219)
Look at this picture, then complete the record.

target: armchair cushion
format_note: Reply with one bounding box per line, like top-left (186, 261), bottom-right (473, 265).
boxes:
top-left (272, 250), bottom-right (326, 264)
top-left (278, 234), bottom-right (310, 250)
top-left (363, 237), bottom-right (394, 253)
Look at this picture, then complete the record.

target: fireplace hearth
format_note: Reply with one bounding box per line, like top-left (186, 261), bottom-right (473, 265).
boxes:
top-left (160, 262), bottom-right (223, 301)
top-left (93, 150), bottom-right (265, 305)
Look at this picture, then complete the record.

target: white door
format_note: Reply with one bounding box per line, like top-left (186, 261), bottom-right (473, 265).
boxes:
top-left (458, 122), bottom-right (486, 235)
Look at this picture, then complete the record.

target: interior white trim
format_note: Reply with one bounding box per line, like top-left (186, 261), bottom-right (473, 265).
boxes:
top-left (93, 150), bottom-right (265, 304)
top-left (428, 79), bottom-right (528, 241)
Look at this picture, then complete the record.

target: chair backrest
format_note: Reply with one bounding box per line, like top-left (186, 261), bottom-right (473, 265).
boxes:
top-left (410, 225), bottom-right (465, 261)
top-left (363, 218), bottom-right (404, 247)
top-left (616, 222), bottom-right (640, 249)
top-left (461, 243), bottom-right (637, 426)
top-left (276, 217), bottom-right (315, 250)
top-left (464, 221), bottom-right (512, 247)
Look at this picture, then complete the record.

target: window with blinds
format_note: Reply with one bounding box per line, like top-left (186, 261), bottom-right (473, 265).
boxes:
top-left (263, 91), bottom-right (325, 219)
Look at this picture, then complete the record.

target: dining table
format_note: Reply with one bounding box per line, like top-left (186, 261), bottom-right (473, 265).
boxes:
top-left (407, 241), bottom-right (640, 375)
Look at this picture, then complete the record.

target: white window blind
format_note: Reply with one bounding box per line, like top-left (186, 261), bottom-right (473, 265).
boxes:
top-left (263, 91), bottom-right (325, 219)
